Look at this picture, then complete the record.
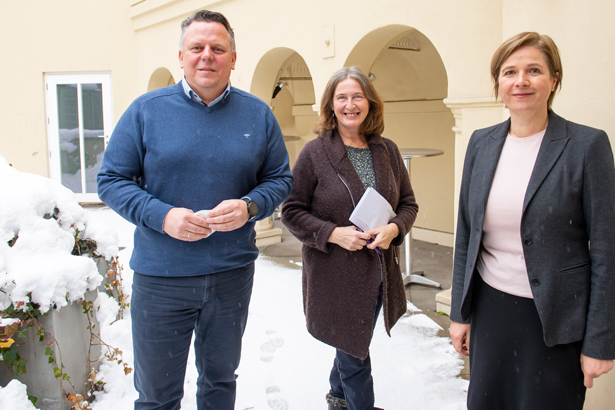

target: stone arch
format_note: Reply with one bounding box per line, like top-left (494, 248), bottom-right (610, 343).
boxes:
top-left (251, 48), bottom-right (317, 168)
top-left (147, 67), bottom-right (175, 92)
top-left (250, 48), bottom-right (317, 246)
top-left (347, 26), bottom-right (454, 243)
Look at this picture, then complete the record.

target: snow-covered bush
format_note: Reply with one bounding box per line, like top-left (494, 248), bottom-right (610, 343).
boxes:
top-left (0, 155), bottom-right (130, 408)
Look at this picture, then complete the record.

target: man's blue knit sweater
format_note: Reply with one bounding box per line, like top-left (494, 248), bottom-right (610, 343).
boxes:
top-left (97, 83), bottom-right (292, 276)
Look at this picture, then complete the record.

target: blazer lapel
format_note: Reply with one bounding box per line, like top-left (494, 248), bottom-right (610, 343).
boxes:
top-left (523, 111), bottom-right (569, 213)
top-left (477, 120), bottom-right (509, 213)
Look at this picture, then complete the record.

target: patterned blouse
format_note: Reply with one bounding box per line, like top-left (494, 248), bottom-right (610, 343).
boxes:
top-left (345, 145), bottom-right (376, 189)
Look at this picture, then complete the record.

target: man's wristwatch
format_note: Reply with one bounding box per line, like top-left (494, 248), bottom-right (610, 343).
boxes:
top-left (242, 197), bottom-right (258, 221)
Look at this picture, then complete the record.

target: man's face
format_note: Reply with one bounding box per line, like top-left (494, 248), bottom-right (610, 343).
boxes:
top-left (179, 21), bottom-right (236, 104)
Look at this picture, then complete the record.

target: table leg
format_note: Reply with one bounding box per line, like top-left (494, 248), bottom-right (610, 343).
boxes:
top-left (402, 157), bottom-right (441, 289)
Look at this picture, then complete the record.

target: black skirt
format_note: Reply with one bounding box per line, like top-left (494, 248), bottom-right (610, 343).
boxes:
top-left (468, 274), bottom-right (586, 410)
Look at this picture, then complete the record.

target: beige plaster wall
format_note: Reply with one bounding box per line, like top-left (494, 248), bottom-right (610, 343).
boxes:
top-left (0, 0), bottom-right (137, 176)
top-left (3, 0), bottom-right (614, 240)
top-left (383, 101), bottom-right (455, 233)
top-left (501, 0), bottom-right (615, 144)
top-left (128, 0), bottom-right (615, 240)
top-left (129, 0), bottom-right (503, 108)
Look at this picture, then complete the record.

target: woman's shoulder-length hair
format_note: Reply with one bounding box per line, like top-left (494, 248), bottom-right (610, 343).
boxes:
top-left (314, 66), bottom-right (385, 136)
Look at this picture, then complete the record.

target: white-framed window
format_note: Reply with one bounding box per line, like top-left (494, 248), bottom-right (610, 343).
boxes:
top-left (45, 73), bottom-right (113, 203)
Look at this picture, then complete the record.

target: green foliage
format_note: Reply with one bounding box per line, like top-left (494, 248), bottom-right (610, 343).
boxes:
top-left (0, 348), bottom-right (27, 376)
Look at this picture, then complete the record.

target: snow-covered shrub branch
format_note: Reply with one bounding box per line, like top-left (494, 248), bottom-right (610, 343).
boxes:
top-left (0, 154), bottom-right (131, 408)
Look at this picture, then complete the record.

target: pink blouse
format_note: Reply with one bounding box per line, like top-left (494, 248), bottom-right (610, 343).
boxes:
top-left (477, 129), bottom-right (546, 298)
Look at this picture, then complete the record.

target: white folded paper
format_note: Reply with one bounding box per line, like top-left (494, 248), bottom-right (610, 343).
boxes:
top-left (195, 210), bottom-right (216, 234)
top-left (349, 187), bottom-right (396, 232)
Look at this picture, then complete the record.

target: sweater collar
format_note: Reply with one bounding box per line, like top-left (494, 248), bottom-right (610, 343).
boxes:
top-left (181, 77), bottom-right (230, 107)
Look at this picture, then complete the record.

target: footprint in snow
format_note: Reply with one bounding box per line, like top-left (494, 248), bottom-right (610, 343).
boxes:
top-left (260, 329), bottom-right (285, 362)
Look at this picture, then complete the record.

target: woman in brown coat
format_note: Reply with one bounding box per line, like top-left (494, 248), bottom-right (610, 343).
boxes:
top-left (281, 66), bottom-right (418, 410)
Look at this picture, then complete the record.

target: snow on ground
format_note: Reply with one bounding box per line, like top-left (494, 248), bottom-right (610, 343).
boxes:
top-left (0, 156), bottom-right (467, 409)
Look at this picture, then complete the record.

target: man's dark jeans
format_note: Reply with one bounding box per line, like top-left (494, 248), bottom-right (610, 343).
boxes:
top-left (131, 263), bottom-right (254, 410)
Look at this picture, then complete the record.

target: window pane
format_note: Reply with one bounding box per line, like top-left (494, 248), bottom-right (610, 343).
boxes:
top-left (82, 83), bottom-right (104, 193)
top-left (57, 84), bottom-right (82, 193)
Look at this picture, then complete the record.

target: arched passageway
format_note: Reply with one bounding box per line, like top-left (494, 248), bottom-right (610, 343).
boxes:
top-left (250, 48), bottom-right (317, 245)
top-left (252, 48), bottom-right (317, 168)
top-left (148, 67), bottom-right (175, 92)
top-left (346, 26), bottom-right (455, 242)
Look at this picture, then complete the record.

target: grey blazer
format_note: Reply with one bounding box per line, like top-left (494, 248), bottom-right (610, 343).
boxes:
top-left (451, 110), bottom-right (615, 360)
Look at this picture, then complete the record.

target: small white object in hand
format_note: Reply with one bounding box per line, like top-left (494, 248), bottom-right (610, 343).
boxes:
top-left (195, 210), bottom-right (216, 235)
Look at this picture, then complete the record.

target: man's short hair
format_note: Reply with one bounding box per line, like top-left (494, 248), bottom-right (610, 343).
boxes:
top-left (179, 10), bottom-right (236, 53)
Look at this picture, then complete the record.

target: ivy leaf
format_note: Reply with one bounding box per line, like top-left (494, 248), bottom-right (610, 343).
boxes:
top-left (45, 347), bottom-right (54, 356)
top-left (15, 358), bottom-right (27, 376)
top-left (53, 366), bottom-right (62, 378)
top-left (2, 348), bottom-right (18, 363)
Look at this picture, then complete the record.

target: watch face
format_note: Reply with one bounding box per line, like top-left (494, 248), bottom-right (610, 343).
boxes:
top-left (244, 198), bottom-right (258, 217)
top-left (248, 201), bottom-right (258, 216)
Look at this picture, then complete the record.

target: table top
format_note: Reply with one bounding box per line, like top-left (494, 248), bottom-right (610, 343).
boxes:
top-left (399, 148), bottom-right (444, 159)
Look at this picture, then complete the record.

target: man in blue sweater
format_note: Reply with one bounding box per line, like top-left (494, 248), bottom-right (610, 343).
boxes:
top-left (97, 10), bottom-right (292, 410)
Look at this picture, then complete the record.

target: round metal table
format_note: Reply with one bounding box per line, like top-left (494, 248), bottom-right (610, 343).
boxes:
top-left (399, 148), bottom-right (444, 289)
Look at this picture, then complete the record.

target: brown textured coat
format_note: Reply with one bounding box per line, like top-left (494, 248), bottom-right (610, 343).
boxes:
top-left (281, 129), bottom-right (418, 359)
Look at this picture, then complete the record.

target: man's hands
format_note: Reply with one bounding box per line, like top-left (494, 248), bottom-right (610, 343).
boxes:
top-left (163, 199), bottom-right (251, 241)
top-left (163, 208), bottom-right (213, 241)
top-left (206, 199), bottom-right (250, 232)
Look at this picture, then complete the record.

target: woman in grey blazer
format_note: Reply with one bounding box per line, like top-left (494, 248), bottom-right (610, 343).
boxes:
top-left (450, 32), bottom-right (615, 410)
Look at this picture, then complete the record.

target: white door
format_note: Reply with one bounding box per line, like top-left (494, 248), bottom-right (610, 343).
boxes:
top-left (46, 73), bottom-right (113, 203)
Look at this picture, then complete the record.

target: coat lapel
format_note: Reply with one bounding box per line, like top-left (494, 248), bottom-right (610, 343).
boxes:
top-left (523, 111), bottom-right (569, 213)
top-left (368, 134), bottom-right (394, 202)
top-left (320, 130), bottom-right (394, 208)
top-left (321, 129), bottom-right (366, 207)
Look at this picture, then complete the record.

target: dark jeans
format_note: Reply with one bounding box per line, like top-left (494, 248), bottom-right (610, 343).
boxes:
top-left (329, 287), bottom-right (383, 410)
top-left (131, 263), bottom-right (255, 410)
